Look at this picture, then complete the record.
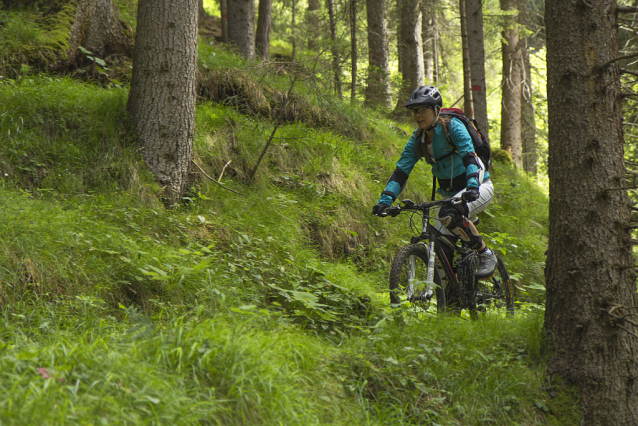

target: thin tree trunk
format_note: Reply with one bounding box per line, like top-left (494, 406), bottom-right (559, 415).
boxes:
top-left (351, 0), bottom-right (357, 103)
top-left (422, 2), bottom-right (435, 83)
top-left (365, 0), bottom-right (391, 108)
top-left (228, 0), bottom-right (255, 59)
top-left (198, 0), bottom-right (207, 25)
top-left (255, 0), bottom-right (272, 59)
top-left (327, 0), bottom-right (342, 98)
top-left (500, 0), bottom-right (522, 166)
top-left (220, 0), bottom-right (228, 43)
top-left (465, 0), bottom-right (489, 141)
top-left (291, 0), bottom-right (297, 61)
top-left (521, 39), bottom-right (537, 174)
top-left (395, 0), bottom-right (424, 116)
top-left (433, 18), bottom-right (439, 83)
top-left (545, 1), bottom-right (638, 424)
top-left (307, 0), bottom-right (320, 51)
top-left (460, 0), bottom-right (473, 117)
top-left (127, 0), bottom-right (198, 204)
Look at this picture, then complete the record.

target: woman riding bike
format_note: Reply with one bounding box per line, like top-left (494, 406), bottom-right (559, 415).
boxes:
top-left (372, 85), bottom-right (497, 278)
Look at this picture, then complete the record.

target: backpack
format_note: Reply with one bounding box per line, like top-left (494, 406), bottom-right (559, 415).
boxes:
top-left (420, 107), bottom-right (491, 172)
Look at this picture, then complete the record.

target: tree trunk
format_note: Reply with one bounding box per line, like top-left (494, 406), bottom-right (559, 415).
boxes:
top-left (67, 0), bottom-right (131, 62)
top-left (127, 0), bottom-right (198, 204)
top-left (307, 0), bottom-right (320, 51)
top-left (350, 0), bottom-right (357, 103)
top-left (545, 1), bottom-right (638, 425)
top-left (255, 0), bottom-right (272, 59)
top-left (2, 0), bottom-right (130, 77)
top-left (227, 0), bottom-right (255, 59)
top-left (198, 0), bottom-right (207, 25)
top-left (521, 39), bottom-right (537, 174)
top-left (327, 0), bottom-right (342, 98)
top-left (365, 0), bottom-right (391, 108)
top-left (421, 2), bottom-right (436, 84)
top-left (395, 0), bottom-right (424, 116)
top-left (465, 0), bottom-right (489, 141)
top-left (220, 0), bottom-right (229, 43)
top-left (500, 0), bottom-right (522, 166)
top-left (292, 0), bottom-right (297, 61)
top-left (460, 0), bottom-right (473, 117)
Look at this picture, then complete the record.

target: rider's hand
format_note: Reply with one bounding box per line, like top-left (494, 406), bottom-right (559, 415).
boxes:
top-left (462, 187), bottom-right (479, 203)
top-left (372, 203), bottom-right (390, 216)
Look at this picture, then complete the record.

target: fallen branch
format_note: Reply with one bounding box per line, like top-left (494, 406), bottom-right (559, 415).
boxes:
top-left (191, 160), bottom-right (247, 197)
top-left (248, 70), bottom-right (299, 181)
top-left (248, 122), bottom-right (280, 181)
top-left (218, 160), bottom-right (232, 181)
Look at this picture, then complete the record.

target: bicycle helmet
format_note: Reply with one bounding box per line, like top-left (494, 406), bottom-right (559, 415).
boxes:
top-left (404, 85), bottom-right (443, 109)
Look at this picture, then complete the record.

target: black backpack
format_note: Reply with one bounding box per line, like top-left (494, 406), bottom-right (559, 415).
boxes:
top-left (437, 108), bottom-right (491, 172)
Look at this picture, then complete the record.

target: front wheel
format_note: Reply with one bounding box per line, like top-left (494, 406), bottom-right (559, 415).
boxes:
top-left (473, 255), bottom-right (515, 316)
top-left (389, 244), bottom-right (446, 313)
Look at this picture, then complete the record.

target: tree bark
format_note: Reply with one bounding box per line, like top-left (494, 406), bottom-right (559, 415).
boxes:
top-left (220, 0), bottom-right (229, 43)
top-left (350, 0), bottom-right (357, 103)
top-left (545, 1), bottom-right (638, 425)
top-left (327, 0), bottom-right (342, 98)
top-left (127, 0), bottom-right (198, 204)
top-left (465, 0), bottom-right (489, 141)
top-left (66, 0), bottom-right (131, 63)
top-left (395, 0), bottom-right (424, 116)
top-left (521, 39), bottom-right (537, 174)
top-left (255, 0), bottom-right (272, 59)
top-left (291, 0), bottom-right (297, 61)
top-left (460, 0), bottom-right (473, 117)
top-left (422, 2), bottom-right (436, 84)
top-left (500, 0), bottom-right (522, 166)
top-left (227, 0), bottom-right (255, 59)
top-left (365, 0), bottom-right (391, 108)
top-left (307, 0), bottom-right (321, 51)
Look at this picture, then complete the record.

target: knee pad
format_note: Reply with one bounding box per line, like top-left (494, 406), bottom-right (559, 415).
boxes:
top-left (447, 216), bottom-right (483, 250)
top-left (439, 204), bottom-right (467, 230)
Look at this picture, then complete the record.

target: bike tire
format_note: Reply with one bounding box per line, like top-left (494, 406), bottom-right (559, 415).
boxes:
top-left (473, 254), bottom-right (515, 316)
top-left (389, 244), bottom-right (446, 313)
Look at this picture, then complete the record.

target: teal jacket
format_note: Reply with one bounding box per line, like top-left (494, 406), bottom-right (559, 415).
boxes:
top-left (378, 118), bottom-right (490, 206)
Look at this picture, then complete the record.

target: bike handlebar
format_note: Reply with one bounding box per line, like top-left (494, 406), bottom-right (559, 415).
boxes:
top-left (380, 197), bottom-right (464, 217)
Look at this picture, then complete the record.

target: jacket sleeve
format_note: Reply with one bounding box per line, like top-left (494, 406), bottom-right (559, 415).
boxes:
top-left (377, 130), bottom-right (421, 206)
top-left (449, 118), bottom-right (480, 189)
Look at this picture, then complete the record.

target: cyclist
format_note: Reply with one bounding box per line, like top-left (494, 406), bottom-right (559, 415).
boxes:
top-left (372, 85), bottom-right (497, 277)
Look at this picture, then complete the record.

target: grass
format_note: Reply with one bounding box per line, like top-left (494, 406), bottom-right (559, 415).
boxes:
top-left (0, 35), bottom-right (551, 425)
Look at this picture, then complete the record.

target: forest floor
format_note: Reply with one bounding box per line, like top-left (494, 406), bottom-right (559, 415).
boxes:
top-left (0, 4), bottom-right (568, 426)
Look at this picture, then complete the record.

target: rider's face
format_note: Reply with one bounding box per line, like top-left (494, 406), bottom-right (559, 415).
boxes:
top-left (412, 106), bottom-right (436, 130)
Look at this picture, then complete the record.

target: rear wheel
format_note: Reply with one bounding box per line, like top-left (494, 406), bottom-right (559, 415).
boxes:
top-left (473, 255), bottom-right (515, 316)
top-left (389, 244), bottom-right (446, 314)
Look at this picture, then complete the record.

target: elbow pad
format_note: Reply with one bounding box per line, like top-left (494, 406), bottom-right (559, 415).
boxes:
top-left (388, 168), bottom-right (409, 190)
top-left (462, 153), bottom-right (480, 169)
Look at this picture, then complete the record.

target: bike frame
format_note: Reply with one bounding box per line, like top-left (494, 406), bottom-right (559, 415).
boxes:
top-left (412, 204), bottom-right (477, 310)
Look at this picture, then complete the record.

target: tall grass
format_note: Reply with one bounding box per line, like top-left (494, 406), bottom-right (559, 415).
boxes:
top-left (0, 39), bottom-right (551, 424)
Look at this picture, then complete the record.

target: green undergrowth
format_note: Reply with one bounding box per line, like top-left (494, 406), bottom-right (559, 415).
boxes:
top-left (0, 52), bottom-right (550, 423)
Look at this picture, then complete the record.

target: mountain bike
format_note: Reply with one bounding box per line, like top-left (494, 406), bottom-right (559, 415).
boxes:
top-left (383, 198), bottom-right (514, 318)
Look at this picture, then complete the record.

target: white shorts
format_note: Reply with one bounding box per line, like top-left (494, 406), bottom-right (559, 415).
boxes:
top-left (432, 179), bottom-right (494, 236)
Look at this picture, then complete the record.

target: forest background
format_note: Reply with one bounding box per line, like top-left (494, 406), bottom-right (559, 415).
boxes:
top-left (0, 0), bottom-right (634, 424)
